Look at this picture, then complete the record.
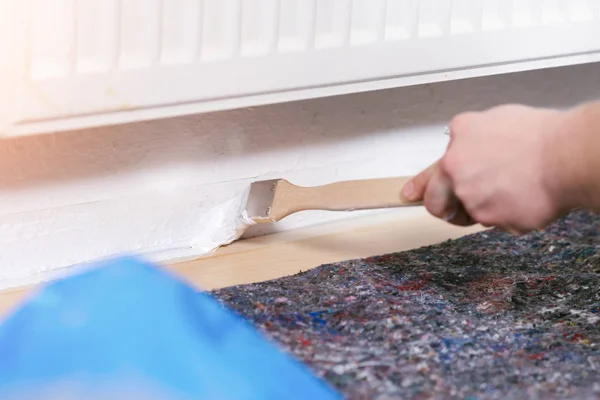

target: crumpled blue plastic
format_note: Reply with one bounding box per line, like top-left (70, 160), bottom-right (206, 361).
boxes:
top-left (0, 256), bottom-right (341, 400)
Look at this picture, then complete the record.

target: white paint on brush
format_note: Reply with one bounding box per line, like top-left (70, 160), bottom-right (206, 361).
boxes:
top-left (0, 64), bottom-right (599, 289)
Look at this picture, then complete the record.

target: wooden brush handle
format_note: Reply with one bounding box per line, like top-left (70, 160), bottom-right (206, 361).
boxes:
top-left (271, 176), bottom-right (422, 221)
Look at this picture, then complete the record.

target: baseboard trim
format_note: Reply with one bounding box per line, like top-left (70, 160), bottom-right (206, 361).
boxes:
top-left (0, 208), bottom-right (483, 318)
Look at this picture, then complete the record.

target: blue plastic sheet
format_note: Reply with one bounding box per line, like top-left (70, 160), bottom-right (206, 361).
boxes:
top-left (0, 257), bottom-right (340, 399)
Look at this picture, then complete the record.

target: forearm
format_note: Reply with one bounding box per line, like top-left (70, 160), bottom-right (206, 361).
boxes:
top-left (555, 101), bottom-right (600, 211)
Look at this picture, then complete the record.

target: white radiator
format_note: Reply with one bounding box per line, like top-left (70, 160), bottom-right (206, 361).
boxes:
top-left (1, 0), bottom-right (599, 137)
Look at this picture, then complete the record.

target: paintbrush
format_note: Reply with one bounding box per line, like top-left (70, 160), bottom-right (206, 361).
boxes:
top-left (245, 176), bottom-right (422, 224)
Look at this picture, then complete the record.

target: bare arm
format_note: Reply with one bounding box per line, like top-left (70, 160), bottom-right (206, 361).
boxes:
top-left (567, 101), bottom-right (600, 211)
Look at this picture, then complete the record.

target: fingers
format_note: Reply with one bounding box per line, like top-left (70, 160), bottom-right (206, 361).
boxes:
top-left (448, 202), bottom-right (476, 227)
top-left (423, 165), bottom-right (475, 227)
top-left (423, 164), bottom-right (457, 221)
top-left (402, 162), bottom-right (438, 202)
top-left (402, 159), bottom-right (476, 227)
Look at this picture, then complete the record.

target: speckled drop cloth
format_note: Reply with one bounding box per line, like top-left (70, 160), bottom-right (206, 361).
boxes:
top-left (213, 211), bottom-right (600, 399)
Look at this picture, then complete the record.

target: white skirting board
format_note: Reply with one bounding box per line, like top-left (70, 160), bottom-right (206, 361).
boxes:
top-left (1, 0), bottom-right (600, 136)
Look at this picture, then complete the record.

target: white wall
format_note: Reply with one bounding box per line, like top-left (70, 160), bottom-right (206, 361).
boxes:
top-left (0, 63), bottom-right (599, 289)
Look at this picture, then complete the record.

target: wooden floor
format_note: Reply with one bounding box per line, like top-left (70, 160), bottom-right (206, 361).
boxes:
top-left (0, 209), bottom-right (483, 318)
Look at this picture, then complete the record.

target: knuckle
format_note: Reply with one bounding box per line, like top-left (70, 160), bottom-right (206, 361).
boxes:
top-left (440, 154), bottom-right (462, 184)
top-left (439, 155), bottom-right (455, 177)
top-left (449, 112), bottom-right (475, 137)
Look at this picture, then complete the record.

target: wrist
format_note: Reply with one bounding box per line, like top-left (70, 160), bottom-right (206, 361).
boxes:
top-left (546, 103), bottom-right (599, 212)
top-left (574, 102), bottom-right (600, 210)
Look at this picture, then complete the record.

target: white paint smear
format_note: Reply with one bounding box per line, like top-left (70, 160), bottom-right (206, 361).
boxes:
top-left (191, 187), bottom-right (256, 255)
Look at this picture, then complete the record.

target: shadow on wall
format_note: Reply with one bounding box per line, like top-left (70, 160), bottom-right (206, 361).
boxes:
top-left (0, 62), bottom-right (599, 192)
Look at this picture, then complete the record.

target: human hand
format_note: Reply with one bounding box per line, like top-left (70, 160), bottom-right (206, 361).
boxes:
top-left (402, 104), bottom-right (580, 235)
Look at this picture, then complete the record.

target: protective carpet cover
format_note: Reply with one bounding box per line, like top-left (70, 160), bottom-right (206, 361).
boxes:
top-left (215, 211), bottom-right (600, 399)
